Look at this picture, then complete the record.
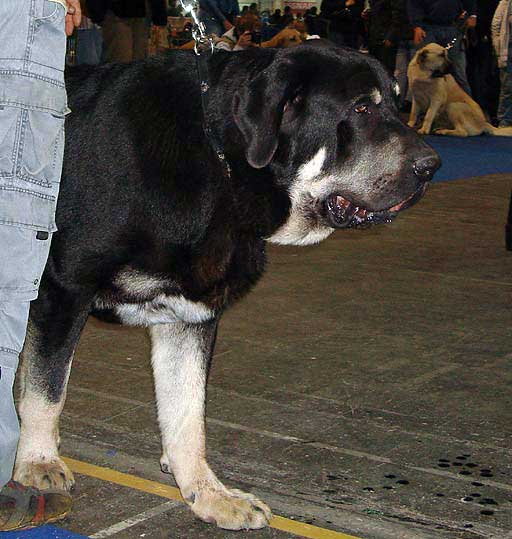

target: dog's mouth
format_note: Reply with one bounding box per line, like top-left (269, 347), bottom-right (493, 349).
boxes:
top-left (325, 184), bottom-right (427, 229)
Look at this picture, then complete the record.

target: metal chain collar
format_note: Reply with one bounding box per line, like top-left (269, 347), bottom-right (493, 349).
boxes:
top-left (178, 0), bottom-right (232, 179)
top-left (178, 0), bottom-right (214, 55)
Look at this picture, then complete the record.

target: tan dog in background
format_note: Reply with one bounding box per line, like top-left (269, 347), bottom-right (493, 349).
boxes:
top-left (408, 43), bottom-right (512, 137)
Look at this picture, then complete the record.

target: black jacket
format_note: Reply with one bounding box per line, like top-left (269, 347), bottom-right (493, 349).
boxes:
top-left (320, 0), bottom-right (364, 33)
top-left (86, 0), bottom-right (168, 25)
top-left (407, 0), bottom-right (477, 28)
top-left (369, 0), bottom-right (413, 44)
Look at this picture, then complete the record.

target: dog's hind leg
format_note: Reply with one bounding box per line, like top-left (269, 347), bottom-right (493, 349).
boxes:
top-left (150, 321), bottom-right (272, 530)
top-left (14, 284), bottom-right (91, 491)
top-left (434, 127), bottom-right (469, 136)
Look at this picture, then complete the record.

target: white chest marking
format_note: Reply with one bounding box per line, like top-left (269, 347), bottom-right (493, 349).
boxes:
top-left (115, 294), bottom-right (214, 326)
top-left (297, 147), bottom-right (326, 183)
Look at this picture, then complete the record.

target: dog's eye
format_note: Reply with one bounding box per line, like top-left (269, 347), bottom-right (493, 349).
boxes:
top-left (354, 104), bottom-right (369, 114)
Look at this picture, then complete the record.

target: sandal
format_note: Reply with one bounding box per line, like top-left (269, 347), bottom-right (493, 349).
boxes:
top-left (0, 480), bottom-right (71, 532)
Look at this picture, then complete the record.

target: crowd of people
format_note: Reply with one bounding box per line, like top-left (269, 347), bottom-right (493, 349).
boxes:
top-left (71, 0), bottom-right (511, 128)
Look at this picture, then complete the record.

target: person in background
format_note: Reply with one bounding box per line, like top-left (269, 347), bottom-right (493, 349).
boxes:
top-left (407, 0), bottom-right (476, 94)
top-left (394, 18), bottom-right (416, 110)
top-left (270, 8), bottom-right (282, 25)
top-left (492, 0), bottom-right (512, 126)
top-left (320, 0), bottom-right (364, 49)
top-left (305, 6), bottom-right (319, 35)
top-left (75, 0), bottom-right (103, 65)
top-left (197, 0), bottom-right (233, 36)
top-left (367, 0), bottom-right (411, 74)
top-left (87, 0), bottom-right (168, 62)
top-left (218, 0), bottom-right (240, 25)
top-left (281, 6), bottom-right (295, 28)
top-left (467, 0), bottom-right (500, 122)
top-left (0, 1), bottom-right (81, 531)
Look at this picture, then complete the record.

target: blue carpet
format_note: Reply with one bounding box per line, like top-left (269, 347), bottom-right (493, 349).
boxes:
top-left (425, 135), bottom-right (512, 183)
top-left (0, 525), bottom-right (88, 539)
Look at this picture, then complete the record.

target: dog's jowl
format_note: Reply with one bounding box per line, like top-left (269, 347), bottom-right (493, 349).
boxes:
top-left (14, 42), bottom-right (439, 530)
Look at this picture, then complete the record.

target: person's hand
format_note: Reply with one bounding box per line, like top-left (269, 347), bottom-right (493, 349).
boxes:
top-left (223, 19), bottom-right (234, 31)
top-left (65, 0), bottom-right (81, 36)
top-left (383, 39), bottom-right (393, 47)
top-left (413, 26), bottom-right (426, 46)
top-left (465, 16), bottom-right (477, 29)
top-left (237, 31), bottom-right (254, 48)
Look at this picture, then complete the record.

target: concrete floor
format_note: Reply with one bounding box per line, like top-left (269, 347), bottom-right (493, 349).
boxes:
top-left (51, 174), bottom-right (511, 539)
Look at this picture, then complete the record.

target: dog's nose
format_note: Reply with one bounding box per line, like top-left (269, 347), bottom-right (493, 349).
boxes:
top-left (413, 154), bottom-right (441, 180)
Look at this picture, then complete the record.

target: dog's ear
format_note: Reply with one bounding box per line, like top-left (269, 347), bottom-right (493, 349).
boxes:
top-left (233, 61), bottom-right (292, 169)
top-left (417, 49), bottom-right (428, 64)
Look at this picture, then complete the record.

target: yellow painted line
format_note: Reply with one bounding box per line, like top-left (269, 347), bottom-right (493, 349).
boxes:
top-left (63, 457), bottom-right (362, 539)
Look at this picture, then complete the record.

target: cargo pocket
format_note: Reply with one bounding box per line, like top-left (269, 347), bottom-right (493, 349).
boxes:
top-left (17, 108), bottom-right (65, 189)
top-left (30, 0), bottom-right (67, 74)
top-left (0, 224), bottom-right (52, 301)
top-left (0, 107), bottom-right (19, 179)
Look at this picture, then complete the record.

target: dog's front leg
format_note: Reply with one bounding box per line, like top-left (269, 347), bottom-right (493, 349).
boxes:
top-left (417, 99), bottom-right (442, 135)
top-left (149, 321), bottom-right (272, 530)
top-left (407, 99), bottom-right (418, 128)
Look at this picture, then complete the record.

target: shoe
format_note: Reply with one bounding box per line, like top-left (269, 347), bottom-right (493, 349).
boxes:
top-left (0, 480), bottom-right (71, 532)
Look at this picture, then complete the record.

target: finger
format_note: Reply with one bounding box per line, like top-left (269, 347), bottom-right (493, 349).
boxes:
top-left (65, 16), bottom-right (74, 36)
top-left (67, 0), bottom-right (82, 26)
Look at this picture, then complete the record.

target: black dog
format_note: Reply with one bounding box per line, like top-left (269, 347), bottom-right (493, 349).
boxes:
top-left (14, 42), bottom-right (439, 530)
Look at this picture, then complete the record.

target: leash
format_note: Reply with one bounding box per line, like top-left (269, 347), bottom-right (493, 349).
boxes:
top-left (444, 12), bottom-right (470, 50)
top-left (178, 0), bottom-right (232, 180)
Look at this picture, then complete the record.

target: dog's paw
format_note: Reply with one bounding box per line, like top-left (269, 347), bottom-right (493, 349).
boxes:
top-left (14, 458), bottom-right (75, 491)
top-left (417, 127), bottom-right (430, 135)
top-left (188, 487), bottom-right (272, 530)
top-left (407, 121), bottom-right (416, 128)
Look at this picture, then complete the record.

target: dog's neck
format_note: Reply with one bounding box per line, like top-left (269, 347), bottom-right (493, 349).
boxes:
top-left (430, 70), bottom-right (446, 79)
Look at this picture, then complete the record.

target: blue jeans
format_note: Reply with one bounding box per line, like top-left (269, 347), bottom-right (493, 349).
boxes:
top-left (498, 38), bottom-right (512, 127)
top-left (76, 27), bottom-right (103, 66)
top-left (395, 40), bottom-right (415, 107)
top-left (0, 0), bottom-right (67, 488)
top-left (421, 24), bottom-right (471, 95)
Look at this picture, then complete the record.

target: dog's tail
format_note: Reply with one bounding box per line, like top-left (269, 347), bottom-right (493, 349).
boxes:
top-left (483, 123), bottom-right (512, 136)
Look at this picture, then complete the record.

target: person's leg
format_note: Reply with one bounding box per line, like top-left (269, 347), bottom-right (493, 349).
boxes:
top-left (395, 40), bottom-right (414, 109)
top-left (102, 10), bottom-right (134, 62)
top-left (0, 300), bottom-right (29, 487)
top-left (76, 26), bottom-right (103, 65)
top-left (131, 17), bottom-right (150, 61)
top-left (382, 44), bottom-right (397, 74)
top-left (368, 40), bottom-right (384, 63)
top-left (498, 66), bottom-right (512, 127)
top-left (329, 30), bottom-right (345, 47)
top-left (0, 0), bottom-right (72, 529)
top-left (395, 43), bottom-right (408, 105)
top-left (499, 38), bottom-right (512, 127)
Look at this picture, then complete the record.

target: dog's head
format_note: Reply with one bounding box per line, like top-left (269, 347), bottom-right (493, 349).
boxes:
top-left (261, 28), bottom-right (303, 49)
top-left (228, 42), bottom-right (440, 245)
top-left (415, 43), bottom-right (451, 77)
